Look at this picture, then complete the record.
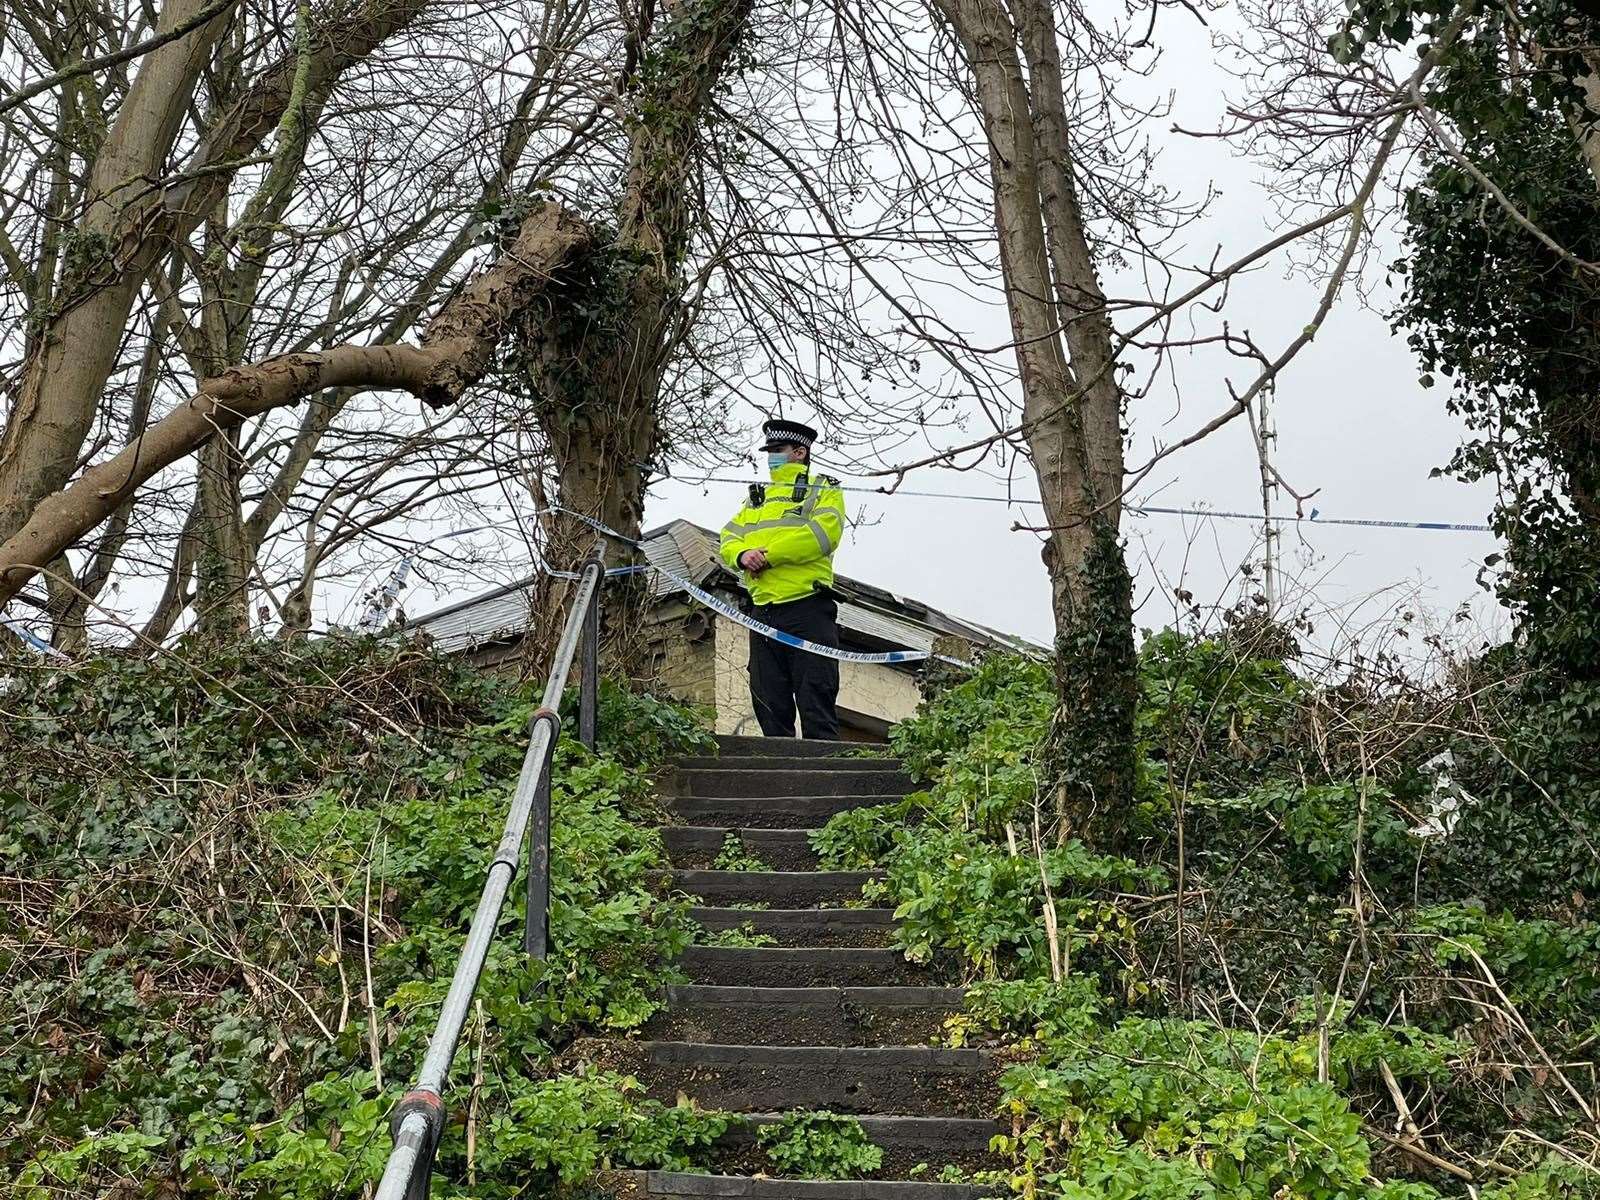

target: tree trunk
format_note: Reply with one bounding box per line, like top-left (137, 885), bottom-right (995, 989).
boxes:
top-left (549, 409), bottom-right (655, 562)
top-left (539, 0), bottom-right (753, 558)
top-left (517, 0), bottom-right (752, 671)
top-left (193, 431), bottom-right (252, 638)
top-left (0, 0), bottom-right (230, 544)
top-left (931, 0), bottom-right (1137, 844)
top-left (1008, 0), bottom-right (1137, 845)
top-left (142, 505), bottom-right (203, 644)
top-left (48, 317), bottom-right (165, 650)
top-left (1568, 50), bottom-right (1600, 192)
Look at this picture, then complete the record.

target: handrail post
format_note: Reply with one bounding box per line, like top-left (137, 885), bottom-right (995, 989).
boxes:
top-left (578, 545), bottom-right (602, 752)
top-left (373, 554), bottom-right (605, 1200)
top-left (525, 709), bottom-right (558, 960)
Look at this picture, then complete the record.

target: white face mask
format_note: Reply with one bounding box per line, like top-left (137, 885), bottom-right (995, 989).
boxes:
top-left (767, 451), bottom-right (790, 471)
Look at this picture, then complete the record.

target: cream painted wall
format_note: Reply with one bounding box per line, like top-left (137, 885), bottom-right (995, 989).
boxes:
top-left (462, 604), bottom-right (926, 739)
top-left (708, 614), bottom-right (922, 738)
top-left (712, 614), bottom-right (761, 736)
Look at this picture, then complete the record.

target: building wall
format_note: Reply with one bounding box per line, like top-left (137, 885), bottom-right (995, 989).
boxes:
top-left (453, 602), bottom-right (926, 742)
top-left (710, 614), bottom-right (921, 740)
top-left (712, 615), bottom-right (758, 735)
top-left (638, 601), bottom-right (718, 707)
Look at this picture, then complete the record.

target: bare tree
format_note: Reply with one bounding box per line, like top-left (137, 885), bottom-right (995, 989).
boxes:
top-left (1, 0), bottom-right (630, 640)
top-left (0, 202), bottom-right (590, 607)
top-left (0, 0), bottom-right (434, 546)
top-left (918, 0), bottom-right (1149, 838)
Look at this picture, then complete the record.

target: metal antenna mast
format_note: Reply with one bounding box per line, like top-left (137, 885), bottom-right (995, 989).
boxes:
top-left (1249, 388), bottom-right (1280, 616)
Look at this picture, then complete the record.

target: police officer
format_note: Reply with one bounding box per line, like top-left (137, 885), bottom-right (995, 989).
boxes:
top-left (719, 419), bottom-right (847, 739)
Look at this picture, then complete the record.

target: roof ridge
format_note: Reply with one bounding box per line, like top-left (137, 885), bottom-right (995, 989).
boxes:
top-left (408, 518), bottom-right (1043, 654)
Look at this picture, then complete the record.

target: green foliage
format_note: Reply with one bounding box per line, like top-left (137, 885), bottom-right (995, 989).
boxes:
top-left (1317, 1014), bottom-right (1461, 1093)
top-left (756, 1112), bottom-right (884, 1180)
top-left (478, 1073), bottom-right (735, 1182)
top-left (945, 976), bottom-right (1104, 1047)
top-left (712, 832), bottom-right (772, 871)
top-left (13, 1130), bottom-right (168, 1199)
top-left (1411, 903), bottom-right (1600, 1034)
top-left (1192, 777), bottom-right (1412, 888)
top-left (1339, 2), bottom-right (1600, 690)
top-left (213, 1073), bottom-right (394, 1198)
top-left (828, 655), bottom-right (1164, 981)
top-left (1134, 624), bottom-right (1306, 822)
top-left (0, 638), bottom-right (717, 1196)
top-left (15, 624), bottom-right (1600, 1198)
top-left (885, 826), bottom-right (1162, 978)
top-left (1426, 667), bottom-right (1600, 902)
top-left (994, 1017), bottom-right (1449, 1200)
top-left (811, 654), bottom-right (1170, 995)
top-left (1276, 6), bottom-right (1600, 948)
top-left (571, 677), bottom-right (718, 767)
top-left (1479, 1159), bottom-right (1600, 1200)
top-left (699, 923), bottom-right (777, 948)
top-left (810, 800), bottom-right (908, 869)
top-left (889, 654), bottom-right (1054, 799)
top-left (833, 635), bottom-right (1600, 1190)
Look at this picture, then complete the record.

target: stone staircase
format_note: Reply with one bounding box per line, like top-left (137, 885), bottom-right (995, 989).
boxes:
top-left (597, 734), bottom-right (1004, 1200)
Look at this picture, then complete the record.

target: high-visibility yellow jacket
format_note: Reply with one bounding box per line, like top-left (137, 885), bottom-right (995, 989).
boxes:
top-left (719, 461), bottom-right (846, 606)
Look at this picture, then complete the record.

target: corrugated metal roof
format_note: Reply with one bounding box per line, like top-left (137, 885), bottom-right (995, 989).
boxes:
top-left (639, 518), bottom-right (720, 598)
top-left (409, 518), bottom-right (1041, 657)
top-left (836, 600), bottom-right (938, 653)
top-left (410, 578), bottom-right (537, 654)
top-left (409, 521), bottom-right (714, 652)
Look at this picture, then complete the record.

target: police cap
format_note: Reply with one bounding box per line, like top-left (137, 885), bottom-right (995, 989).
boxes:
top-left (760, 418), bottom-right (818, 452)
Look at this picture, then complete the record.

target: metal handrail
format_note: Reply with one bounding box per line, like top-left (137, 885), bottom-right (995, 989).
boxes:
top-left (375, 543), bottom-right (605, 1200)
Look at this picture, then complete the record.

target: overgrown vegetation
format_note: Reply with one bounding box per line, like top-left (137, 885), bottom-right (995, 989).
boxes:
top-left (817, 625), bottom-right (1600, 1196)
top-left (10, 590), bottom-right (1599, 1198)
top-left (755, 1112), bottom-right (884, 1180)
top-left (1337, 4), bottom-right (1600, 933)
top-left (0, 639), bottom-right (729, 1195)
top-left (712, 833), bottom-right (772, 872)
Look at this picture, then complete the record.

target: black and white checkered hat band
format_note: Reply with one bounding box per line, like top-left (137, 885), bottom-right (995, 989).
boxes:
top-left (767, 430), bottom-right (812, 446)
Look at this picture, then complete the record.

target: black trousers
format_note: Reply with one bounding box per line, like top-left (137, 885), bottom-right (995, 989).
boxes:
top-left (748, 592), bottom-right (841, 739)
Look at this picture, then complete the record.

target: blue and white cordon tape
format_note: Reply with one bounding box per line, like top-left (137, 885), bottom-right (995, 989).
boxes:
top-left (665, 566), bottom-right (952, 666)
top-left (552, 507), bottom-right (970, 668)
top-left (1130, 505), bottom-right (1492, 533)
top-left (1, 617), bottom-right (68, 659)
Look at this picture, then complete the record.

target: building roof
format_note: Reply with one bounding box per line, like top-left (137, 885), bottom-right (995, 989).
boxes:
top-left (408, 518), bottom-right (1043, 660)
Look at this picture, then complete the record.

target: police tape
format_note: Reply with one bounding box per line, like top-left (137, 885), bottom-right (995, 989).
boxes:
top-left (2, 617), bottom-right (69, 659)
top-left (1131, 505), bottom-right (1493, 533)
top-left (664, 566), bottom-right (962, 666)
top-left (549, 505), bottom-right (972, 668)
top-left (551, 563), bottom-right (654, 580)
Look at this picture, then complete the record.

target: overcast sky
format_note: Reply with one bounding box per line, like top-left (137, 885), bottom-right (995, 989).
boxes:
top-left (350, 3), bottom-right (1508, 657)
top-left (597, 5), bottom-right (1506, 654)
top-left (0, 0), bottom-right (1506, 661)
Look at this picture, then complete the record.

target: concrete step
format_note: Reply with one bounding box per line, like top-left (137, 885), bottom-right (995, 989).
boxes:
top-left (670, 768), bottom-right (911, 799)
top-left (689, 906), bottom-right (894, 947)
top-left (656, 869), bottom-right (882, 907)
top-left (652, 983), bottom-right (964, 1044)
top-left (604, 1171), bottom-right (999, 1200)
top-left (665, 827), bottom-right (820, 871)
top-left (669, 794), bottom-right (892, 829)
top-left (675, 755), bottom-right (905, 774)
top-left (715, 736), bottom-right (877, 758)
top-left (679, 946), bottom-right (933, 988)
top-left (605, 1042), bottom-right (1001, 1117)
